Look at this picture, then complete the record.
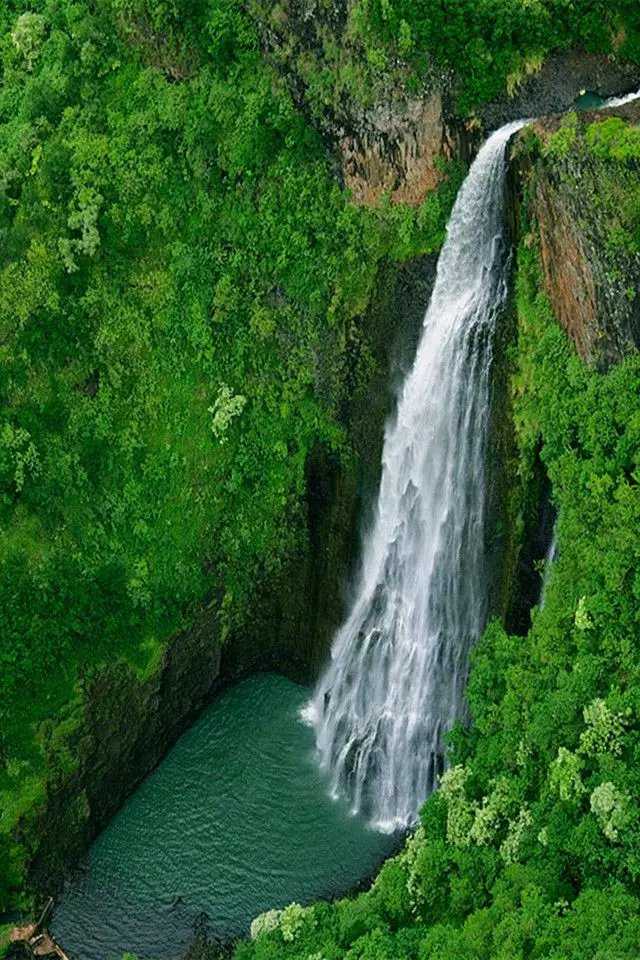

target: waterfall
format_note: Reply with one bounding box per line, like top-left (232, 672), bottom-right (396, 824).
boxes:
top-left (304, 120), bottom-right (528, 831)
top-left (539, 532), bottom-right (558, 612)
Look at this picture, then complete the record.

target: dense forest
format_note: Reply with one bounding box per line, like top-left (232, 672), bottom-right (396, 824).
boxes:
top-left (1, 1), bottom-right (640, 958)
top-left (0, 0), bottom-right (463, 907)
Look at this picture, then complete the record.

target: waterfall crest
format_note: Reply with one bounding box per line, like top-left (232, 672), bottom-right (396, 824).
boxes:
top-left (304, 120), bottom-right (528, 831)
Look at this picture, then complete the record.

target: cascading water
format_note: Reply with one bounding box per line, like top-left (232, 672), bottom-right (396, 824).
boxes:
top-left (304, 120), bottom-right (528, 831)
top-left (307, 86), bottom-right (640, 832)
top-left (540, 532), bottom-right (558, 612)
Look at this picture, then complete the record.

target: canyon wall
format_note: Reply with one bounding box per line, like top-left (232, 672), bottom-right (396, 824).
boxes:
top-left (501, 98), bottom-right (640, 632)
top-left (513, 99), bottom-right (640, 368)
top-left (9, 60), bottom-right (640, 913)
top-left (10, 256), bottom-right (435, 905)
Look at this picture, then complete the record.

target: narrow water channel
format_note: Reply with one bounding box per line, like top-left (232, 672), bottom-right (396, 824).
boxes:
top-left (51, 673), bottom-right (396, 960)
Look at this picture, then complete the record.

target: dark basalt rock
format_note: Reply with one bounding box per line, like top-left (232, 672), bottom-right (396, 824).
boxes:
top-left (481, 51), bottom-right (640, 131)
top-left (221, 256), bottom-right (439, 684)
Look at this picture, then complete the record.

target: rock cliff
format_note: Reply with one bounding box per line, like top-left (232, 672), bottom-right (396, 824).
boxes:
top-left (499, 100), bottom-right (640, 632)
top-left (511, 99), bottom-right (640, 367)
top-left (253, 0), bottom-right (640, 208)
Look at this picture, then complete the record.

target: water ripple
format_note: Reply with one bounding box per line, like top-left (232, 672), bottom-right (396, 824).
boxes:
top-left (52, 674), bottom-right (395, 960)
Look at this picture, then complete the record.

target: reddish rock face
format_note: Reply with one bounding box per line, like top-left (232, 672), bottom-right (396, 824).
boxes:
top-left (10, 924), bottom-right (36, 942)
top-left (340, 94), bottom-right (453, 207)
top-left (535, 179), bottom-right (599, 361)
top-left (511, 100), bottom-right (640, 368)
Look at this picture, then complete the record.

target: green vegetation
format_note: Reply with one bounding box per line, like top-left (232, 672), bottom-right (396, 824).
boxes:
top-left (250, 0), bottom-right (640, 119)
top-left (347, 0), bottom-right (640, 110)
top-left (0, 926), bottom-right (11, 960)
top-left (239, 139), bottom-right (640, 959)
top-left (0, 0), bottom-right (461, 909)
top-left (587, 115), bottom-right (640, 162)
top-left (2, 0), bottom-right (640, 934)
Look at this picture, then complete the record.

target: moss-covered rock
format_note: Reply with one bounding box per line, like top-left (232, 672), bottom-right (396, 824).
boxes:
top-left (221, 255), bottom-right (438, 682)
top-left (7, 606), bottom-right (222, 905)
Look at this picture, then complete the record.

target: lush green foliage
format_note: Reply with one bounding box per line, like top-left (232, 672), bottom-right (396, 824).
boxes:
top-left (239, 197), bottom-right (640, 959)
top-left (251, 0), bottom-right (640, 118)
top-left (0, 0), bottom-right (460, 908)
top-left (353, 0), bottom-right (640, 109)
top-left (2, 0), bottom-right (640, 926)
top-left (587, 115), bottom-right (640, 161)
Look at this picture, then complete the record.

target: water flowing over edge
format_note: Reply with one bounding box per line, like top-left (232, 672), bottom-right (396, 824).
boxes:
top-left (539, 531), bottom-right (558, 612)
top-left (303, 119), bottom-right (530, 832)
top-left (305, 84), bottom-right (640, 835)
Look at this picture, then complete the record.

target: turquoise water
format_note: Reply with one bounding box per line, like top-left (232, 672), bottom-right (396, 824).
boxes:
top-left (51, 674), bottom-right (396, 960)
top-left (574, 91), bottom-right (606, 110)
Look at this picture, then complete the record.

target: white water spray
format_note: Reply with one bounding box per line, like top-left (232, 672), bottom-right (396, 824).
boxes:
top-left (306, 86), bottom-right (640, 833)
top-left (305, 120), bottom-right (528, 831)
top-left (602, 87), bottom-right (640, 108)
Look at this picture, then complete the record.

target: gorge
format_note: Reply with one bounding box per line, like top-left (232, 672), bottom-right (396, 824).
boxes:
top-left (49, 91), bottom-right (640, 958)
top-left (2, 3), bottom-right (640, 960)
top-left (50, 115), bottom-right (530, 958)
